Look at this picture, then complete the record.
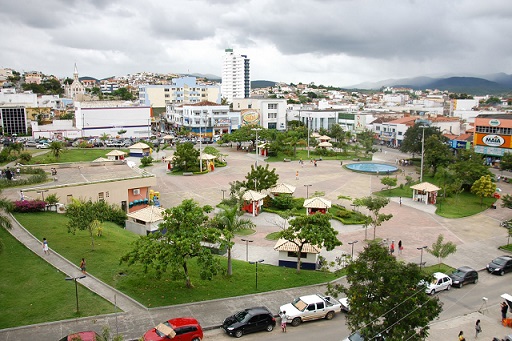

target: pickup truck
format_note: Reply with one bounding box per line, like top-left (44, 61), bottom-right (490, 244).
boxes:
top-left (279, 294), bottom-right (342, 326)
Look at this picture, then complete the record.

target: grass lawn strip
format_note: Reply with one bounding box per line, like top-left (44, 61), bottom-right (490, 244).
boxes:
top-left (13, 212), bottom-right (337, 309)
top-left (0, 227), bottom-right (115, 329)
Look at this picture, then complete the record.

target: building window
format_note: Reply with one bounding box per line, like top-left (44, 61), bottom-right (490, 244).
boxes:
top-left (164, 88), bottom-right (169, 92)
top-left (268, 103), bottom-right (277, 109)
top-left (98, 192), bottom-right (104, 201)
top-left (106, 191), bottom-right (110, 198)
top-left (287, 251), bottom-right (307, 258)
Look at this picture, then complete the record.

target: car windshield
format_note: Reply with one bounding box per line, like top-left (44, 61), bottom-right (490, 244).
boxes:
top-left (234, 310), bottom-right (250, 322)
top-left (292, 298), bottom-right (308, 311)
top-left (493, 258), bottom-right (507, 265)
top-left (452, 269), bottom-right (466, 276)
top-left (155, 321), bottom-right (173, 337)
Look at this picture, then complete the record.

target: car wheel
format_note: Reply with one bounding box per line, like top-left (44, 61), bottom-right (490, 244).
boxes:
top-left (430, 289), bottom-right (436, 295)
top-left (192, 338), bottom-right (200, 341)
top-left (325, 311), bottom-right (335, 320)
top-left (266, 324), bottom-right (274, 332)
top-left (459, 282), bottom-right (463, 288)
top-left (474, 278), bottom-right (478, 284)
top-left (500, 270), bottom-right (505, 276)
top-left (291, 317), bottom-right (302, 327)
top-left (446, 284), bottom-right (451, 291)
top-left (234, 329), bottom-right (243, 338)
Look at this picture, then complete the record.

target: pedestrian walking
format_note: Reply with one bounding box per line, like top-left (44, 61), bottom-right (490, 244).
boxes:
top-left (501, 301), bottom-right (508, 321)
top-left (314, 160), bottom-right (317, 167)
top-left (390, 240), bottom-right (395, 255)
top-left (79, 258), bottom-right (87, 274)
top-left (458, 330), bottom-right (466, 341)
top-left (399, 197), bottom-right (402, 206)
top-left (296, 171), bottom-right (299, 180)
top-left (474, 319), bottom-right (481, 338)
top-left (42, 238), bottom-right (49, 255)
top-left (279, 310), bottom-right (287, 332)
top-left (398, 240), bottom-right (403, 254)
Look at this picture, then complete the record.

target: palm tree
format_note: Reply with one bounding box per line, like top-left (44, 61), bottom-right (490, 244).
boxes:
top-left (0, 196), bottom-right (13, 254)
top-left (49, 141), bottom-right (64, 158)
top-left (215, 204), bottom-right (255, 276)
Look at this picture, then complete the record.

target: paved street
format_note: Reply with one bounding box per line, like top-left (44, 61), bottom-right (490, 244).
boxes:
top-left (1, 145), bottom-right (512, 340)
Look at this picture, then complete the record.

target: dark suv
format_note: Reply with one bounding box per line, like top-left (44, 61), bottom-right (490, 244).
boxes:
top-left (449, 266), bottom-right (478, 287)
top-left (222, 306), bottom-right (276, 338)
top-left (487, 255), bottom-right (512, 276)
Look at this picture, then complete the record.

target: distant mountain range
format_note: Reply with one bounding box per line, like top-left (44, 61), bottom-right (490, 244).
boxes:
top-left (349, 73), bottom-right (512, 95)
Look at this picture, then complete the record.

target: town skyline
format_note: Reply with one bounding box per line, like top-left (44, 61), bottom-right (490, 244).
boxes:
top-left (1, 0), bottom-right (511, 87)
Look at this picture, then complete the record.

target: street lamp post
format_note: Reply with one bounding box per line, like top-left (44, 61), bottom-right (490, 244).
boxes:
top-left (37, 189), bottom-right (49, 201)
top-left (221, 189), bottom-right (226, 200)
top-left (420, 126), bottom-right (427, 182)
top-left (417, 246), bottom-right (427, 269)
top-left (65, 275), bottom-right (86, 313)
top-left (348, 240), bottom-right (359, 259)
top-left (249, 259), bottom-right (264, 289)
top-left (304, 184), bottom-right (312, 199)
top-left (241, 238), bottom-right (253, 261)
top-left (251, 128), bottom-right (262, 167)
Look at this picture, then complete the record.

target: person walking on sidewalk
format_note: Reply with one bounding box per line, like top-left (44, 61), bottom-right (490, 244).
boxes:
top-left (398, 240), bottom-right (403, 255)
top-left (501, 301), bottom-right (508, 321)
top-left (279, 310), bottom-right (287, 333)
top-left (42, 238), bottom-right (49, 255)
top-left (458, 330), bottom-right (466, 341)
top-left (474, 319), bottom-right (481, 338)
top-left (296, 171), bottom-right (299, 180)
top-left (79, 258), bottom-right (87, 274)
top-left (390, 240), bottom-right (395, 255)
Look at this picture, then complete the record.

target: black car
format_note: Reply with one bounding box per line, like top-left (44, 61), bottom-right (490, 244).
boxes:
top-left (487, 255), bottom-right (512, 276)
top-left (222, 306), bottom-right (276, 338)
top-left (449, 266), bottom-right (478, 287)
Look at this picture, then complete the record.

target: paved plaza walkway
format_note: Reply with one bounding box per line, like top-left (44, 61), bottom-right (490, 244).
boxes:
top-left (1, 146), bottom-right (512, 340)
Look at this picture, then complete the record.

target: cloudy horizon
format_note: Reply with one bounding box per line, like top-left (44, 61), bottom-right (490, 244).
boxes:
top-left (1, 0), bottom-right (511, 87)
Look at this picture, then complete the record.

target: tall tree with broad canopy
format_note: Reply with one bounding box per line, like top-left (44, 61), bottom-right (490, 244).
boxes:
top-left (243, 164), bottom-right (279, 191)
top-left (279, 213), bottom-right (342, 273)
top-left (353, 196), bottom-right (392, 240)
top-left (400, 124), bottom-right (442, 156)
top-left (499, 152), bottom-right (512, 171)
top-left (327, 243), bottom-right (442, 340)
top-left (471, 175), bottom-right (497, 207)
top-left (449, 150), bottom-right (492, 188)
top-left (423, 135), bottom-right (452, 177)
top-left (209, 204), bottom-right (255, 276)
top-left (121, 199), bottom-right (220, 288)
top-left (172, 142), bottom-right (199, 171)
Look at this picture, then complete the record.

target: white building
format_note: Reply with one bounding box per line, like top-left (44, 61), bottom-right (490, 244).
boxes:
top-left (232, 98), bottom-right (287, 130)
top-left (0, 88), bottom-right (37, 107)
top-left (221, 48), bottom-right (250, 103)
top-left (166, 101), bottom-right (239, 136)
top-left (75, 101), bottom-right (152, 138)
top-left (139, 77), bottom-right (221, 107)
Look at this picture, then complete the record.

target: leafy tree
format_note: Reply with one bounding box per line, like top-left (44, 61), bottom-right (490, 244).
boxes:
top-left (121, 199), bottom-right (220, 288)
top-left (327, 243), bottom-right (442, 340)
top-left (172, 142), bottom-right (199, 171)
top-left (211, 204), bottom-right (255, 276)
top-left (117, 129), bottom-right (127, 138)
top-left (471, 175), bottom-right (496, 206)
top-left (501, 194), bottom-right (512, 209)
top-left (19, 152), bottom-right (32, 163)
top-left (423, 135), bottom-right (452, 177)
top-left (500, 152), bottom-right (512, 171)
top-left (283, 130), bottom-right (306, 157)
top-left (353, 196), bottom-right (392, 240)
top-left (140, 156), bottom-right (153, 167)
top-left (400, 124), bottom-right (442, 156)
top-left (449, 150), bottom-right (491, 188)
top-left (112, 87), bottom-right (134, 101)
top-left (380, 176), bottom-right (397, 190)
top-left (426, 234), bottom-right (457, 266)
top-left (243, 164), bottom-right (279, 191)
top-left (49, 141), bottom-right (64, 158)
top-left (357, 129), bottom-right (376, 156)
top-left (279, 213), bottom-right (341, 273)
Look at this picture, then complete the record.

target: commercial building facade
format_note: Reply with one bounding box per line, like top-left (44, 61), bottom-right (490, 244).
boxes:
top-left (473, 114), bottom-right (512, 157)
top-left (232, 98), bottom-right (287, 130)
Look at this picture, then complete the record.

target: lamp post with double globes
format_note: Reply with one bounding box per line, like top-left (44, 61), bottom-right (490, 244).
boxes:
top-left (348, 240), bottom-right (359, 259)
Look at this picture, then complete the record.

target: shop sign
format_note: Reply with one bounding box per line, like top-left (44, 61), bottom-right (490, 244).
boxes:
top-left (482, 134), bottom-right (505, 147)
top-left (489, 119), bottom-right (501, 126)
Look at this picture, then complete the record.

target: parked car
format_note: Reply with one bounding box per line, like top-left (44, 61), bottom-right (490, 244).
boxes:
top-left (279, 294), bottom-right (341, 327)
top-left (222, 306), bottom-right (276, 338)
top-left (143, 317), bottom-right (203, 341)
top-left (342, 331), bottom-right (385, 341)
top-left (25, 140), bottom-right (37, 147)
top-left (487, 255), bottom-right (512, 276)
top-left (449, 266), bottom-right (478, 287)
top-left (340, 297), bottom-right (350, 312)
top-left (59, 331), bottom-right (101, 341)
top-left (36, 142), bottom-right (50, 149)
top-left (422, 272), bottom-right (452, 295)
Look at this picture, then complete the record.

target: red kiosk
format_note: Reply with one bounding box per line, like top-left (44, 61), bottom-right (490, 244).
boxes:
top-left (241, 190), bottom-right (267, 216)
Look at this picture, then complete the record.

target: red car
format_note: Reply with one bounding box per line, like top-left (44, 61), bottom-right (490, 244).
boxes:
top-left (143, 317), bottom-right (203, 341)
top-left (59, 331), bottom-right (101, 341)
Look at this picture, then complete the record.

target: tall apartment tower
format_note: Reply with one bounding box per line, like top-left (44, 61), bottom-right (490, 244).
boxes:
top-left (221, 48), bottom-right (250, 103)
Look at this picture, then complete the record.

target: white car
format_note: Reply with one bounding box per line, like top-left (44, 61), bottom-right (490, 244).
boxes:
top-left (422, 272), bottom-right (452, 295)
top-left (279, 294), bottom-right (341, 326)
top-left (36, 143), bottom-right (50, 149)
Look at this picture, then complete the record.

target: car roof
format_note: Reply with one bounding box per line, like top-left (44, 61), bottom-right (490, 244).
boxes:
top-left (168, 317), bottom-right (201, 328)
top-left (498, 255), bottom-right (512, 260)
top-left (245, 306), bottom-right (272, 315)
top-left (298, 294), bottom-right (324, 304)
top-left (456, 266), bottom-right (475, 272)
top-left (432, 272), bottom-right (449, 279)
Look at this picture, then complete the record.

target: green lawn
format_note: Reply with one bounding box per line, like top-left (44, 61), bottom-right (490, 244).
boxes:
top-left (0, 227), bottom-right (115, 329)
top-left (28, 148), bottom-right (129, 164)
top-left (13, 212), bottom-right (338, 309)
top-left (422, 263), bottom-right (455, 276)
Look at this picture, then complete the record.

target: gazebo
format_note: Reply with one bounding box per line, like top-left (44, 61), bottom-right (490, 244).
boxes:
top-left (105, 149), bottom-right (126, 161)
top-left (318, 135), bottom-right (332, 142)
top-left (410, 182), bottom-right (440, 205)
top-left (317, 141), bottom-right (332, 148)
top-left (125, 205), bottom-right (166, 235)
top-left (269, 183), bottom-right (296, 196)
top-left (303, 197), bottom-right (331, 215)
top-left (199, 153), bottom-right (217, 171)
top-left (274, 238), bottom-right (321, 270)
top-left (241, 190), bottom-right (267, 216)
top-left (128, 142), bottom-right (151, 157)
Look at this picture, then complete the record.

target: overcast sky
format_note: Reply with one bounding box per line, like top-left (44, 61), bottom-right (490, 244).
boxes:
top-left (1, 0), bottom-right (511, 87)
